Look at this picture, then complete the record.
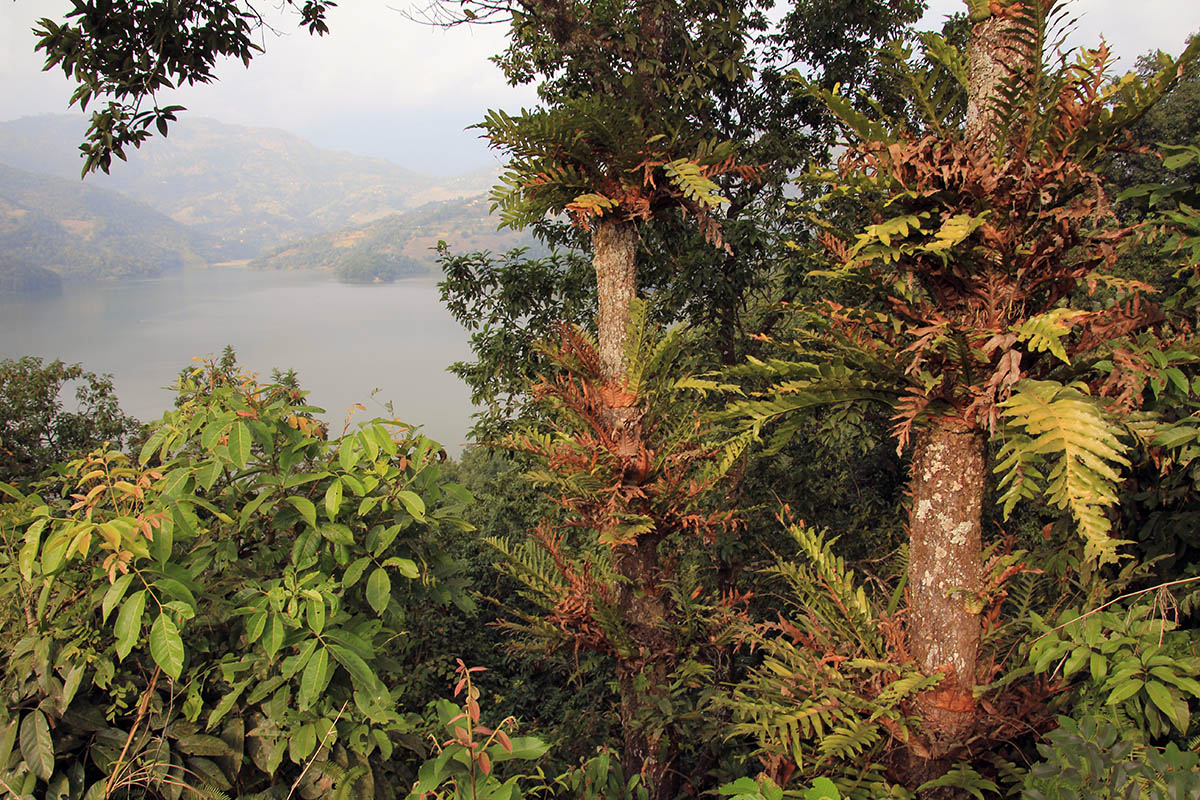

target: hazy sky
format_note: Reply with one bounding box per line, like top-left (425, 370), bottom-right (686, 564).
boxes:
top-left (1, 0), bottom-right (1198, 175)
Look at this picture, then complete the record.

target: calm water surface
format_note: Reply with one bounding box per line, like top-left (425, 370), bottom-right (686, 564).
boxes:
top-left (0, 268), bottom-right (477, 452)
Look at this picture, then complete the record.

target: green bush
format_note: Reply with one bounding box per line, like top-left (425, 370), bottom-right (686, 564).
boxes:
top-left (0, 356), bottom-right (475, 798)
top-left (1022, 715), bottom-right (1200, 800)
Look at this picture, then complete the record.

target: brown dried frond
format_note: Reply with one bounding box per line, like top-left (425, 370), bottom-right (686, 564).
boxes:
top-left (1072, 296), bottom-right (1165, 355)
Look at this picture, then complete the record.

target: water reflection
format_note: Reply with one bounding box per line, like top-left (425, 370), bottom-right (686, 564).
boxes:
top-left (0, 267), bottom-right (476, 452)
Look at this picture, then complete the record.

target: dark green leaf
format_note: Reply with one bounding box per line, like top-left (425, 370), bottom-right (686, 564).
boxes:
top-left (264, 614), bottom-right (285, 658)
top-left (396, 490), bottom-right (425, 520)
top-left (342, 556), bottom-right (370, 588)
top-left (228, 421), bottom-right (252, 469)
top-left (150, 613), bottom-right (185, 679)
top-left (319, 522), bottom-right (354, 546)
top-left (101, 573), bottom-right (135, 623)
top-left (298, 647), bottom-right (329, 711)
top-left (366, 567), bottom-right (390, 615)
top-left (382, 556), bottom-right (419, 579)
top-left (286, 496), bottom-right (317, 528)
top-left (174, 734), bottom-right (233, 757)
top-left (327, 644), bottom-right (379, 693)
top-left (114, 590), bottom-right (146, 661)
top-left (19, 710), bottom-right (54, 781)
top-left (324, 480), bottom-right (344, 520)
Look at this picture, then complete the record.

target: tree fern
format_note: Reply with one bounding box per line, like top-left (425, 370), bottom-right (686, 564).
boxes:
top-left (775, 524), bottom-right (875, 642)
top-left (484, 533), bottom-right (569, 609)
top-left (990, 0), bottom-right (1078, 156)
top-left (663, 158), bottom-right (729, 209)
top-left (995, 380), bottom-right (1131, 564)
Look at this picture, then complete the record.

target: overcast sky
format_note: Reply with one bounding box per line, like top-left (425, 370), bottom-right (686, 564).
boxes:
top-left (1, 0), bottom-right (1198, 175)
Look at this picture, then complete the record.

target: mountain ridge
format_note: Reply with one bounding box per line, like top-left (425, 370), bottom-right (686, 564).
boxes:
top-left (0, 161), bottom-right (210, 279)
top-left (0, 114), bottom-right (508, 262)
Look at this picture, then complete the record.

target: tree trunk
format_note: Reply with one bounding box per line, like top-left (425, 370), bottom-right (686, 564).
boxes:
top-left (898, 6), bottom-right (1026, 777)
top-left (593, 217), bottom-right (638, 382)
top-left (964, 2), bottom-right (1019, 147)
top-left (591, 216), bottom-right (676, 797)
top-left (907, 420), bottom-right (985, 760)
top-left (614, 535), bottom-right (677, 799)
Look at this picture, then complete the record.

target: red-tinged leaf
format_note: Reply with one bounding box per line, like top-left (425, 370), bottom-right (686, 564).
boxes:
top-left (454, 678), bottom-right (468, 696)
top-left (496, 729), bottom-right (513, 753)
top-left (467, 698), bottom-right (480, 722)
top-left (478, 751), bottom-right (492, 775)
top-left (454, 726), bottom-right (471, 746)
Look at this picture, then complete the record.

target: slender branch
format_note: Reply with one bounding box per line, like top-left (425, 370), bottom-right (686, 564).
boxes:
top-left (106, 666), bottom-right (162, 797)
top-left (285, 700), bottom-right (349, 800)
top-left (1029, 574), bottom-right (1200, 644)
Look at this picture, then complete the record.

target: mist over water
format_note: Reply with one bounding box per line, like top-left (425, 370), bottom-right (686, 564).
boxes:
top-left (0, 267), bottom-right (477, 452)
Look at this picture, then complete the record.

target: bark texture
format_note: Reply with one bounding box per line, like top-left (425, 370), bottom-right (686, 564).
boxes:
top-left (592, 217), bottom-right (638, 382)
top-left (614, 535), bottom-right (677, 799)
top-left (964, 8), bottom-right (1018, 147)
top-left (592, 215), bottom-right (676, 797)
top-left (907, 421), bottom-right (985, 756)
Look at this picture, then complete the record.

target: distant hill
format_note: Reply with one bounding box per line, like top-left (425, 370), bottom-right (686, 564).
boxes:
top-left (251, 195), bottom-right (541, 276)
top-left (0, 162), bottom-right (210, 279)
top-left (0, 257), bottom-right (61, 294)
top-left (0, 115), bottom-right (505, 260)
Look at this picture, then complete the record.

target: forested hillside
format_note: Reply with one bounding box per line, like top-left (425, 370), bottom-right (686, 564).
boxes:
top-left (4, 2), bottom-right (1200, 800)
top-left (252, 196), bottom-right (540, 278)
top-left (0, 163), bottom-right (210, 278)
top-left (0, 259), bottom-right (60, 294)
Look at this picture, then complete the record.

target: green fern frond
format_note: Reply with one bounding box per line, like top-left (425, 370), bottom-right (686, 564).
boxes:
top-left (785, 524), bottom-right (874, 633)
top-left (995, 380), bottom-right (1131, 564)
top-left (819, 720), bottom-right (881, 761)
top-left (1073, 35), bottom-right (1200, 163)
top-left (875, 35), bottom-right (968, 135)
top-left (797, 80), bottom-right (900, 144)
top-left (195, 783), bottom-right (233, 800)
top-left (916, 763), bottom-right (1000, 799)
top-left (727, 386), bottom-right (895, 455)
top-left (1013, 308), bottom-right (1086, 364)
top-left (871, 672), bottom-right (943, 710)
top-left (484, 535), bottom-right (567, 607)
top-left (621, 297), bottom-right (654, 397)
top-left (663, 158), bottom-right (729, 209)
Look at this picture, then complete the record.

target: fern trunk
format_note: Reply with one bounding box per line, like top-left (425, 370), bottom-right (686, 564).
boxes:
top-left (964, 2), bottom-right (1018, 146)
top-left (897, 4), bottom-right (1021, 768)
top-left (907, 420), bottom-right (984, 760)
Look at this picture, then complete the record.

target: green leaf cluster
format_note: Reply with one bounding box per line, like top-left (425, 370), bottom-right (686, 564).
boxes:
top-left (0, 355), bottom-right (474, 798)
top-left (1028, 599), bottom-right (1200, 740)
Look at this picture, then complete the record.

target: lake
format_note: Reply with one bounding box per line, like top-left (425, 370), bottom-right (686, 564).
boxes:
top-left (0, 267), bottom-right (478, 452)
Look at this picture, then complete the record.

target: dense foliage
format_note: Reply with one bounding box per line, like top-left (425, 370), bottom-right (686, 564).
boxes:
top-left (9, 1), bottom-right (1200, 799)
top-left (0, 357), bottom-right (141, 487)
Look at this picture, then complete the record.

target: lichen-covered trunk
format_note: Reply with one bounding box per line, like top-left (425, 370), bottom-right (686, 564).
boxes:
top-left (964, 16), bottom-right (1009, 145)
top-left (593, 218), bottom-right (638, 382)
top-left (965, 1), bottom-right (1023, 148)
top-left (591, 217), bottom-right (675, 797)
top-left (907, 420), bottom-right (985, 758)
